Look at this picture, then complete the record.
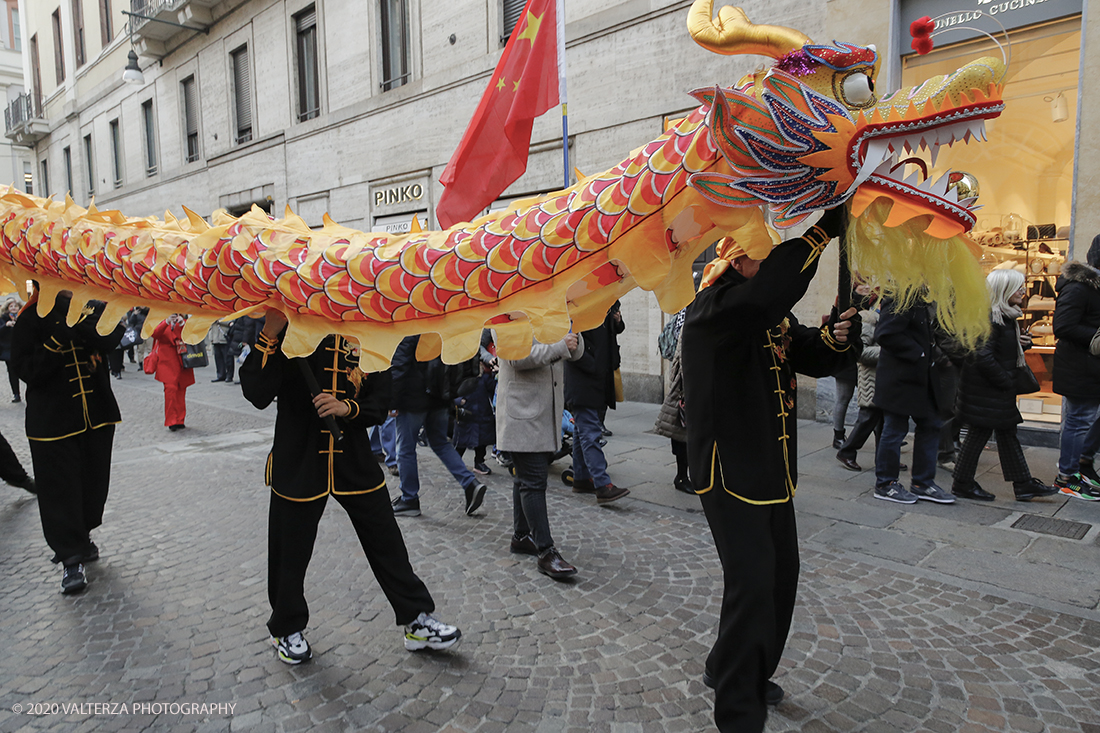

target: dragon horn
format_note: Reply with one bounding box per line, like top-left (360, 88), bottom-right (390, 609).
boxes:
top-left (687, 1), bottom-right (810, 59)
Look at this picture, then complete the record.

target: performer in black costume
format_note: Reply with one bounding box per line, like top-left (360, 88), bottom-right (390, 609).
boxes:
top-left (681, 211), bottom-right (857, 733)
top-left (11, 289), bottom-right (124, 594)
top-left (239, 310), bottom-right (461, 664)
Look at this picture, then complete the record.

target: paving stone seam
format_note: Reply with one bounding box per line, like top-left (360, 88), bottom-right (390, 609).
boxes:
top-left (802, 537), bottom-right (1100, 622)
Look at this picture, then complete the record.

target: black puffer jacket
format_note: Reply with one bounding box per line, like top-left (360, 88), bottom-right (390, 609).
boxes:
top-left (1053, 259), bottom-right (1100, 399)
top-left (874, 299), bottom-right (942, 418)
top-left (955, 319), bottom-right (1023, 429)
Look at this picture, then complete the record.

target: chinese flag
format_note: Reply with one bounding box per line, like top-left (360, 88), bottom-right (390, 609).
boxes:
top-left (436, 0), bottom-right (561, 229)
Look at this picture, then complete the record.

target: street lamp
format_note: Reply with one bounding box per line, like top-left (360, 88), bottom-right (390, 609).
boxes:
top-left (122, 49), bottom-right (145, 85)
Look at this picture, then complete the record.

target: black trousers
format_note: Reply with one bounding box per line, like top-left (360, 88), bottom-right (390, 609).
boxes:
top-left (0, 429), bottom-right (30, 484)
top-left (267, 488), bottom-right (434, 637)
top-left (30, 426), bottom-right (115, 565)
top-left (107, 349), bottom-right (124, 376)
top-left (4, 361), bottom-right (18, 399)
top-left (700, 482), bottom-right (799, 733)
top-left (952, 425), bottom-right (1030, 486)
top-left (510, 451), bottom-right (554, 552)
top-left (836, 406), bottom-right (883, 460)
top-left (212, 343), bottom-right (234, 382)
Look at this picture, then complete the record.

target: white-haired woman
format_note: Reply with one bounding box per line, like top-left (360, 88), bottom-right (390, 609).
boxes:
top-left (951, 269), bottom-right (1058, 501)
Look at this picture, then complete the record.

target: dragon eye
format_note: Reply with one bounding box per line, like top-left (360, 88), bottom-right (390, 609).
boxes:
top-left (842, 73), bottom-right (875, 106)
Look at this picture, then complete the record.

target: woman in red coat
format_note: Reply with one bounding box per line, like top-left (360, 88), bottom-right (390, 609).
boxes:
top-left (152, 315), bottom-right (195, 431)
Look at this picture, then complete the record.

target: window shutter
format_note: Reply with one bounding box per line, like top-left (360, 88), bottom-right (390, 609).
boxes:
top-left (503, 0), bottom-right (525, 40)
top-left (99, 0), bottom-right (112, 47)
top-left (183, 77), bottom-right (198, 134)
top-left (233, 48), bottom-right (252, 140)
top-left (296, 7), bottom-right (316, 31)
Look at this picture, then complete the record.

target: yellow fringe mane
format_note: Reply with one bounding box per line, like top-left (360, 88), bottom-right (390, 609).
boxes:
top-left (847, 200), bottom-right (990, 351)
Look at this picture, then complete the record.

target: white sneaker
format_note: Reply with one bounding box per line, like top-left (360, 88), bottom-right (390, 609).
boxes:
top-left (404, 612), bottom-right (461, 651)
top-left (271, 631), bottom-right (311, 664)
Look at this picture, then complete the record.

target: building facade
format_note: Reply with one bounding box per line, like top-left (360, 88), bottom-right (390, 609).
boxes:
top-left (1, 0), bottom-right (32, 195)
top-left (5, 0), bottom-right (1098, 409)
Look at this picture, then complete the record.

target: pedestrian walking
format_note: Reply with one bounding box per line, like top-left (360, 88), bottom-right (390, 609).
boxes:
top-left (951, 269), bottom-right (1059, 502)
top-left (496, 333), bottom-right (584, 579)
top-left (209, 318), bottom-right (236, 383)
top-left (454, 366), bottom-right (497, 476)
top-left (1051, 236), bottom-right (1100, 500)
top-left (681, 211), bottom-right (858, 733)
top-left (12, 289), bottom-right (124, 594)
top-left (872, 296), bottom-right (956, 504)
top-left (389, 335), bottom-right (488, 517)
top-left (565, 308), bottom-right (629, 505)
top-left (654, 305), bottom-right (692, 494)
top-left (151, 315), bottom-right (195, 431)
top-left (240, 310), bottom-right (461, 664)
top-left (0, 297), bottom-right (23, 402)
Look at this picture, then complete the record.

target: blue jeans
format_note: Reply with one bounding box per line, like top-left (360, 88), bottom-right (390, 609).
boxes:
top-left (875, 410), bottom-right (942, 488)
top-left (1058, 397), bottom-right (1100, 476)
top-left (396, 408), bottom-right (478, 502)
top-left (370, 415), bottom-right (397, 469)
top-left (571, 406), bottom-right (610, 487)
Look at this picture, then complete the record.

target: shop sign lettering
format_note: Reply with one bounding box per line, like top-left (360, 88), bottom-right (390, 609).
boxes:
top-left (374, 184), bottom-right (424, 207)
top-left (900, 0), bottom-right (1080, 52)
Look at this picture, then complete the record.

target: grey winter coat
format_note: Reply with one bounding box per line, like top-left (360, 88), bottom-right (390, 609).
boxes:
top-left (856, 309), bottom-right (880, 408)
top-left (654, 335), bottom-right (686, 442)
top-left (495, 335), bottom-right (585, 453)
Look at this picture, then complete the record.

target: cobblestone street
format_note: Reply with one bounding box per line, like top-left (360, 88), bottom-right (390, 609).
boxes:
top-left (1, 369), bottom-right (1099, 732)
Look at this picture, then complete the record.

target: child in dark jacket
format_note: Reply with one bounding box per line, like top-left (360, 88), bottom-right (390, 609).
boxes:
top-left (454, 369), bottom-right (497, 475)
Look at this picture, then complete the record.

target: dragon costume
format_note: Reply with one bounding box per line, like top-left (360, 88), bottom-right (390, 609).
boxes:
top-left (0, 1), bottom-right (1004, 369)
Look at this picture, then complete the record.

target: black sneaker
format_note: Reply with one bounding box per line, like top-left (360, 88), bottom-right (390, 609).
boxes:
top-left (61, 564), bottom-right (87, 594)
top-left (271, 631), bottom-right (311, 664)
top-left (1079, 461), bottom-right (1100, 485)
top-left (83, 541), bottom-right (99, 563)
top-left (391, 496), bottom-right (421, 517)
top-left (472, 462), bottom-right (492, 476)
top-left (404, 612), bottom-right (461, 651)
top-left (464, 483), bottom-right (487, 516)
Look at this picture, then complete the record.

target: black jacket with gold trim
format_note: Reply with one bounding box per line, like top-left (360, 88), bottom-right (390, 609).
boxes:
top-left (240, 333), bottom-right (390, 502)
top-left (681, 236), bottom-right (859, 505)
top-left (11, 295), bottom-right (123, 441)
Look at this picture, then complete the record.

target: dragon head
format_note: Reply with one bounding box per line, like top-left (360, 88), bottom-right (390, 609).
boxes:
top-left (685, 1), bottom-right (1004, 347)
top-left (686, 1), bottom-right (1004, 241)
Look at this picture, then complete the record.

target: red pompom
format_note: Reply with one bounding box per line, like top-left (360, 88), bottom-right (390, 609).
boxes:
top-left (911, 36), bottom-right (934, 55)
top-left (910, 16), bottom-right (935, 38)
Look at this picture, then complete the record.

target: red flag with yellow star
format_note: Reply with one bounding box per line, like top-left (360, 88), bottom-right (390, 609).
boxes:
top-left (436, 0), bottom-right (561, 228)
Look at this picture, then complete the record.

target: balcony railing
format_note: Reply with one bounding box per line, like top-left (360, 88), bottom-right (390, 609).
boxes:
top-left (3, 92), bottom-right (49, 146)
top-left (4, 92), bottom-right (41, 132)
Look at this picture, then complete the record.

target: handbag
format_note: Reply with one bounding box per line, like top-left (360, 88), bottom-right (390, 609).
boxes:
top-left (119, 327), bottom-right (138, 350)
top-left (181, 341), bottom-right (209, 369)
top-left (613, 368), bottom-right (624, 402)
top-left (1014, 364), bottom-right (1040, 395)
top-left (143, 342), bottom-right (159, 374)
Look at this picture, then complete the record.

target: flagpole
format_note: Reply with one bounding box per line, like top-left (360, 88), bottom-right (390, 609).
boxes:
top-left (556, 0), bottom-right (569, 189)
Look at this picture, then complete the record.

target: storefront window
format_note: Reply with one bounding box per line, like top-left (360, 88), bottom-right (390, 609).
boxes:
top-left (902, 17), bottom-right (1081, 423)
